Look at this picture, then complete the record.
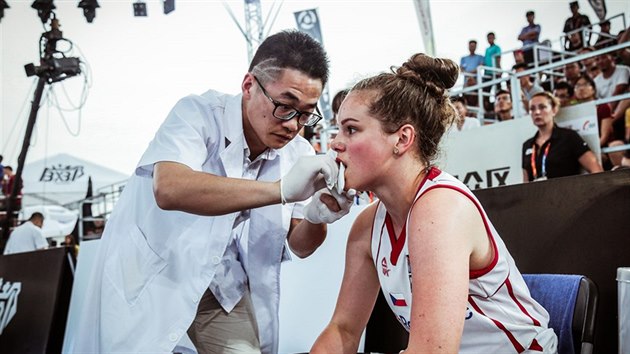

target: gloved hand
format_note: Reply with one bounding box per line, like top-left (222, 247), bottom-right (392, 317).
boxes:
top-left (304, 188), bottom-right (353, 224)
top-left (280, 153), bottom-right (338, 204)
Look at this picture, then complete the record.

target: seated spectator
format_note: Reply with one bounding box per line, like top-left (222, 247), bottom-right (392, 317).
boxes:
top-left (3, 212), bottom-right (48, 255)
top-left (513, 62), bottom-right (544, 113)
top-left (522, 91), bottom-right (603, 182)
top-left (594, 20), bottom-right (617, 49)
top-left (577, 47), bottom-right (601, 79)
top-left (563, 61), bottom-right (582, 87)
top-left (574, 74), bottom-right (625, 168)
top-left (553, 81), bottom-right (576, 107)
top-left (563, 1), bottom-right (591, 51)
top-left (617, 26), bottom-right (630, 66)
top-left (518, 10), bottom-right (541, 66)
top-left (450, 97), bottom-right (481, 133)
top-left (593, 53), bottom-right (630, 113)
top-left (493, 90), bottom-right (514, 121)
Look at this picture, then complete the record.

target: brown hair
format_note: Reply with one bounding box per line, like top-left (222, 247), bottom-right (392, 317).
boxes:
top-left (350, 53), bottom-right (459, 166)
top-left (531, 91), bottom-right (561, 110)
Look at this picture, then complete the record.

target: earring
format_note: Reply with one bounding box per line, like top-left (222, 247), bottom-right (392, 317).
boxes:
top-left (393, 147), bottom-right (399, 155)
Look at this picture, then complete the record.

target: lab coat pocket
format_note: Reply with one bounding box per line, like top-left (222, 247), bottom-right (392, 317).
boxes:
top-left (104, 225), bottom-right (167, 306)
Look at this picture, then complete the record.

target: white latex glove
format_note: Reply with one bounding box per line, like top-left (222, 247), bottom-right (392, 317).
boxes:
top-left (280, 153), bottom-right (338, 204)
top-left (304, 188), bottom-right (354, 224)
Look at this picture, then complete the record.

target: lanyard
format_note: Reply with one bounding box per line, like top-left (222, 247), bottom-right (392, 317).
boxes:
top-left (531, 142), bottom-right (551, 179)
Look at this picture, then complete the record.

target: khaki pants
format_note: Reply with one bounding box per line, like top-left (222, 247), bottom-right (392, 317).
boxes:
top-left (187, 288), bottom-right (261, 354)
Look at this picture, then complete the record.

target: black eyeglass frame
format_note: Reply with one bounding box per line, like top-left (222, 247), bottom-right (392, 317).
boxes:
top-left (253, 75), bottom-right (323, 127)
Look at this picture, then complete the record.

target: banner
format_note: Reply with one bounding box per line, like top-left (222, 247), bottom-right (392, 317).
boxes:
top-left (588, 0), bottom-right (607, 21)
top-left (294, 8), bottom-right (333, 121)
top-left (412, 0), bottom-right (436, 56)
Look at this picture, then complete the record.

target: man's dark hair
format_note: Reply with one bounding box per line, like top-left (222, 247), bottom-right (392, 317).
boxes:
top-left (30, 212), bottom-right (44, 221)
top-left (512, 62), bottom-right (528, 71)
top-left (554, 80), bottom-right (575, 97)
top-left (4, 165), bottom-right (12, 171)
top-left (495, 89), bottom-right (511, 99)
top-left (249, 30), bottom-right (330, 86)
top-left (526, 10), bottom-right (535, 16)
top-left (0, 155), bottom-right (3, 163)
top-left (487, 32), bottom-right (495, 37)
top-left (469, 40), bottom-right (477, 45)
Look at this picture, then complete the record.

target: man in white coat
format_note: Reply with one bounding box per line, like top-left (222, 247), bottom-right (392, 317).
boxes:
top-left (74, 30), bottom-right (352, 353)
top-left (3, 212), bottom-right (47, 255)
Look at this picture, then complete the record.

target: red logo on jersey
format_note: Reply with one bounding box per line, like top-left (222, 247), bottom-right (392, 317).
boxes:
top-left (381, 257), bottom-right (390, 276)
top-left (389, 293), bottom-right (407, 306)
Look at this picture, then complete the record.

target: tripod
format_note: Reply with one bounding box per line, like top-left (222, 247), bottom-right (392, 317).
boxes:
top-left (1, 13), bottom-right (81, 251)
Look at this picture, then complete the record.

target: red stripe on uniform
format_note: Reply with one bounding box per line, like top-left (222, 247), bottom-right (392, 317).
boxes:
top-left (468, 296), bottom-right (526, 353)
top-left (421, 184), bottom-right (499, 279)
top-left (528, 338), bottom-right (543, 351)
top-left (505, 278), bottom-right (542, 326)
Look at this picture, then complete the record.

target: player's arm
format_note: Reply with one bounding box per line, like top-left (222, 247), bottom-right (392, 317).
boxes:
top-left (310, 204), bottom-right (381, 353)
top-left (403, 188), bottom-right (482, 353)
top-left (287, 217), bottom-right (327, 258)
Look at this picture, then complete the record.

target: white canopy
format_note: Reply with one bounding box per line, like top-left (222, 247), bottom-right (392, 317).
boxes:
top-left (21, 153), bottom-right (129, 207)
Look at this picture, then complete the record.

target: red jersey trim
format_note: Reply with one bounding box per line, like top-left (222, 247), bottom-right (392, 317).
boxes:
top-left (419, 184), bottom-right (499, 279)
top-left (505, 278), bottom-right (542, 327)
top-left (468, 295), bottom-right (526, 353)
top-left (384, 167), bottom-right (434, 266)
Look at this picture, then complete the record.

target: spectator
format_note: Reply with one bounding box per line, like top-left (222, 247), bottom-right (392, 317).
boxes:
top-left (2, 166), bottom-right (21, 209)
top-left (593, 53), bottom-right (630, 112)
top-left (460, 39), bottom-right (485, 75)
top-left (513, 62), bottom-right (545, 112)
top-left (482, 32), bottom-right (502, 110)
top-left (73, 30), bottom-right (348, 354)
top-left (563, 1), bottom-right (591, 51)
top-left (564, 61), bottom-right (582, 86)
top-left (517, 10), bottom-right (541, 66)
top-left (484, 32), bottom-right (502, 81)
top-left (494, 89), bottom-right (514, 121)
top-left (3, 212), bottom-right (47, 255)
top-left (450, 97), bottom-right (481, 132)
top-left (522, 91), bottom-right (602, 182)
top-left (577, 47), bottom-right (601, 79)
top-left (594, 20), bottom-right (617, 49)
top-left (574, 74), bottom-right (625, 168)
top-left (617, 26), bottom-right (630, 66)
top-left (311, 53), bottom-right (557, 354)
top-left (553, 81), bottom-right (576, 107)
top-left (0, 155), bottom-right (4, 185)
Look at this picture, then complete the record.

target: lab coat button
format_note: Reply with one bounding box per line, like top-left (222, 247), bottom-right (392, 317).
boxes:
top-left (169, 332), bottom-right (178, 342)
top-left (212, 256), bottom-right (221, 265)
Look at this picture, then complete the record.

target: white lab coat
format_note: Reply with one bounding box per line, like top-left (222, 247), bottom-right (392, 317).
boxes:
top-left (73, 90), bottom-right (313, 353)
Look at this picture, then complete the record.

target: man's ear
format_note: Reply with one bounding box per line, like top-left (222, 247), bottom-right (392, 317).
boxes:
top-left (393, 124), bottom-right (416, 154)
top-left (242, 73), bottom-right (255, 99)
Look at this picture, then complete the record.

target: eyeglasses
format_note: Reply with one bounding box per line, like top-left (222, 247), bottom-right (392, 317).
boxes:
top-left (253, 76), bottom-right (323, 127)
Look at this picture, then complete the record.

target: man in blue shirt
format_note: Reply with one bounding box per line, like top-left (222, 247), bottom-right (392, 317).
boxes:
top-left (460, 40), bottom-right (485, 75)
top-left (518, 10), bottom-right (541, 66)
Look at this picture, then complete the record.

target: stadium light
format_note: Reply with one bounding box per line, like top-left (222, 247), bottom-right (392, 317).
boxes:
top-left (0, 0), bottom-right (9, 23)
top-left (31, 0), bottom-right (55, 23)
top-left (78, 0), bottom-right (99, 23)
top-left (163, 0), bottom-right (174, 15)
top-left (133, 0), bottom-right (147, 17)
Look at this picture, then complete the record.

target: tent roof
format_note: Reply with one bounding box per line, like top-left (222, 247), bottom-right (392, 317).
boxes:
top-left (21, 153), bottom-right (129, 207)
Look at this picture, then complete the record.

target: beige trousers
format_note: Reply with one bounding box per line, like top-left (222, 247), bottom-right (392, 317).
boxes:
top-left (187, 288), bottom-right (261, 354)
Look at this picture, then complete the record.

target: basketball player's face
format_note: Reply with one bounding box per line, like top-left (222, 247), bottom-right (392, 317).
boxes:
top-left (331, 90), bottom-right (397, 192)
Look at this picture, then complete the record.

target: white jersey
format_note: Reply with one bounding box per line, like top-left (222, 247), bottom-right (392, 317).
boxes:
top-left (371, 167), bottom-right (557, 353)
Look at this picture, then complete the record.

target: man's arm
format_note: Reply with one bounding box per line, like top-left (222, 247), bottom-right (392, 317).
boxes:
top-left (153, 161), bottom-right (281, 216)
